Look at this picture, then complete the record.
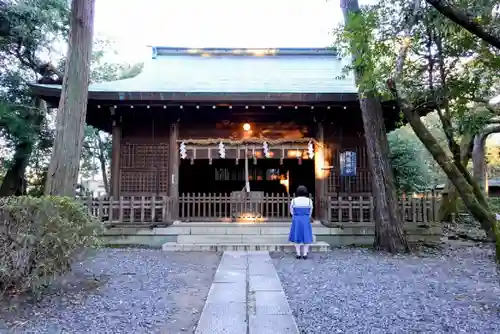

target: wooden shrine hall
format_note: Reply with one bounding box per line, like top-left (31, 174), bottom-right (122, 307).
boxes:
top-left (29, 46), bottom-right (422, 224)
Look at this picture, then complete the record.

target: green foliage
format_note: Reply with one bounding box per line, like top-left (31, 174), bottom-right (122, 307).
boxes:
top-left (389, 129), bottom-right (431, 193)
top-left (0, 196), bottom-right (102, 296)
top-left (335, 0), bottom-right (500, 119)
top-left (80, 126), bottom-right (111, 180)
top-left (0, 0), bottom-right (68, 196)
top-left (388, 113), bottom-right (447, 193)
top-left (90, 39), bottom-right (144, 83)
top-left (0, 0), bottom-right (141, 195)
top-left (0, 0), bottom-right (69, 67)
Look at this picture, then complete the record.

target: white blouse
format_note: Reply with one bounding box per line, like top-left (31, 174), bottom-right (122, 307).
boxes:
top-left (290, 196), bottom-right (313, 217)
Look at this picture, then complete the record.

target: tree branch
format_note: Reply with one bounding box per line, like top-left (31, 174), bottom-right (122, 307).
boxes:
top-left (12, 37), bottom-right (63, 81)
top-left (425, 0), bottom-right (500, 50)
top-left (394, 0), bottom-right (421, 80)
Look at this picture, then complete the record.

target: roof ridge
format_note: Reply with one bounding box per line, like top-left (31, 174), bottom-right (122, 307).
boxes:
top-left (150, 46), bottom-right (340, 58)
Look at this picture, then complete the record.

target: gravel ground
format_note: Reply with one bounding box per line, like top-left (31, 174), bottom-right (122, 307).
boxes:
top-left (271, 244), bottom-right (500, 334)
top-left (0, 249), bottom-right (221, 334)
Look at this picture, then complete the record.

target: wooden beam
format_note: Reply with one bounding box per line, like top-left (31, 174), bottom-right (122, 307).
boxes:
top-left (110, 107), bottom-right (121, 198)
top-left (315, 122), bottom-right (325, 219)
top-left (168, 121), bottom-right (179, 198)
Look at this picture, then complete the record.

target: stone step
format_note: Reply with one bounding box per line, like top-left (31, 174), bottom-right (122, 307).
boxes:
top-left (177, 234), bottom-right (316, 244)
top-left (155, 222), bottom-right (326, 236)
top-left (162, 241), bottom-right (330, 252)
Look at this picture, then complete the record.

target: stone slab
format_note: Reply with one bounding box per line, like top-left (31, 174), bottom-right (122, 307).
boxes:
top-left (213, 269), bottom-right (246, 283)
top-left (178, 234), bottom-right (316, 244)
top-left (249, 314), bottom-right (299, 334)
top-left (195, 302), bottom-right (247, 334)
top-left (248, 262), bottom-right (280, 276)
top-left (249, 275), bottom-right (282, 291)
top-left (253, 291), bottom-right (292, 315)
top-left (207, 282), bottom-right (246, 303)
top-left (195, 251), bottom-right (299, 334)
top-left (162, 242), bottom-right (330, 252)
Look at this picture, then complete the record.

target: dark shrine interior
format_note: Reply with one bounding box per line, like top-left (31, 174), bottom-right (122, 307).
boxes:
top-left (179, 158), bottom-right (315, 196)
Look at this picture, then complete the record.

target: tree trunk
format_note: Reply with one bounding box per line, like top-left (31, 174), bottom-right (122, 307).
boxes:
top-left (95, 132), bottom-right (109, 195)
top-left (45, 0), bottom-right (95, 197)
top-left (438, 132), bottom-right (473, 222)
top-left (0, 142), bottom-right (30, 196)
top-left (472, 134), bottom-right (487, 193)
top-left (341, 0), bottom-right (409, 253)
top-left (362, 96), bottom-right (409, 252)
top-left (401, 106), bottom-right (496, 240)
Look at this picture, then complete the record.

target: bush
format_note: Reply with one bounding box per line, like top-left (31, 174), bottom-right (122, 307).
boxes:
top-left (0, 196), bottom-right (103, 296)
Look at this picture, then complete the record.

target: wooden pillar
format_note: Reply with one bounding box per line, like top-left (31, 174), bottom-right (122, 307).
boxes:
top-left (168, 120), bottom-right (179, 198)
top-left (110, 107), bottom-right (121, 198)
top-left (315, 122), bottom-right (326, 219)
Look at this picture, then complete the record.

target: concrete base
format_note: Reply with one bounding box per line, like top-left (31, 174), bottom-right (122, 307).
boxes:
top-left (161, 222), bottom-right (328, 252)
top-left (102, 221), bottom-right (442, 250)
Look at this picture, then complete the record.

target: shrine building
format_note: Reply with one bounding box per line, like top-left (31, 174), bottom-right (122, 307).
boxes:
top-left (30, 46), bottom-right (403, 222)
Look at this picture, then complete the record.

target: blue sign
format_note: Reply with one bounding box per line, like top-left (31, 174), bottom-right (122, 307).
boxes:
top-left (340, 151), bottom-right (357, 176)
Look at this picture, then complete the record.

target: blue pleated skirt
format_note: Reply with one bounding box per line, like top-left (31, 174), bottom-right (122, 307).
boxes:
top-left (288, 207), bottom-right (313, 244)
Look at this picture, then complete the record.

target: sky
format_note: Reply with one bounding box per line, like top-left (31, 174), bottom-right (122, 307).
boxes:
top-left (91, 0), bottom-right (500, 142)
top-left (93, 0), bottom-right (358, 62)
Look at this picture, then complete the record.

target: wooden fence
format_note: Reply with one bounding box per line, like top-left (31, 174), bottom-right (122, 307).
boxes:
top-left (84, 196), bottom-right (176, 225)
top-left (83, 192), bottom-right (440, 225)
top-left (83, 193), bottom-right (296, 224)
top-left (319, 194), bottom-right (440, 225)
top-left (177, 192), bottom-right (296, 222)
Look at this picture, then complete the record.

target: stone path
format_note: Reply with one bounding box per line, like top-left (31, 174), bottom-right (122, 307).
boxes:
top-left (195, 251), bottom-right (299, 334)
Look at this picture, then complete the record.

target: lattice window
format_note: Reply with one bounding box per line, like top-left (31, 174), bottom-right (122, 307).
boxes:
top-left (121, 170), bottom-right (157, 193)
top-left (158, 170), bottom-right (169, 193)
top-left (121, 143), bottom-right (169, 169)
top-left (119, 142), bottom-right (170, 194)
top-left (155, 144), bottom-right (170, 169)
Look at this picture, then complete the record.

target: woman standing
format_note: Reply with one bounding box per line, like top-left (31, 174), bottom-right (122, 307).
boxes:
top-left (288, 185), bottom-right (314, 259)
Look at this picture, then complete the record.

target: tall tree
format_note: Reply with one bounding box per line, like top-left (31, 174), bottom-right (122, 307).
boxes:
top-left (340, 0), bottom-right (409, 253)
top-left (45, 0), bottom-right (96, 196)
top-left (386, 0), bottom-right (500, 244)
top-left (336, 0), bottom-right (500, 260)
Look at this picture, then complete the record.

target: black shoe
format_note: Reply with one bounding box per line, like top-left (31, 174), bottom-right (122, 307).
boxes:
top-left (295, 255), bottom-right (301, 259)
top-left (302, 255), bottom-right (308, 260)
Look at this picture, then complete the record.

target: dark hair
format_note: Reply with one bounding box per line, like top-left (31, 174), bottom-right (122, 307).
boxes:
top-left (295, 185), bottom-right (308, 197)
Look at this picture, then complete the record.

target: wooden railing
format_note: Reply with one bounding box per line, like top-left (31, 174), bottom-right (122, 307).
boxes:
top-left (84, 196), bottom-right (176, 225)
top-left (82, 192), bottom-right (440, 226)
top-left (319, 193), bottom-right (440, 225)
top-left (82, 193), bottom-right (297, 224)
top-left (177, 192), bottom-right (297, 222)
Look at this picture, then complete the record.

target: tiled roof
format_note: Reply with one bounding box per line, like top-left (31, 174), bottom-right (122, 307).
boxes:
top-left (34, 47), bottom-right (357, 94)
